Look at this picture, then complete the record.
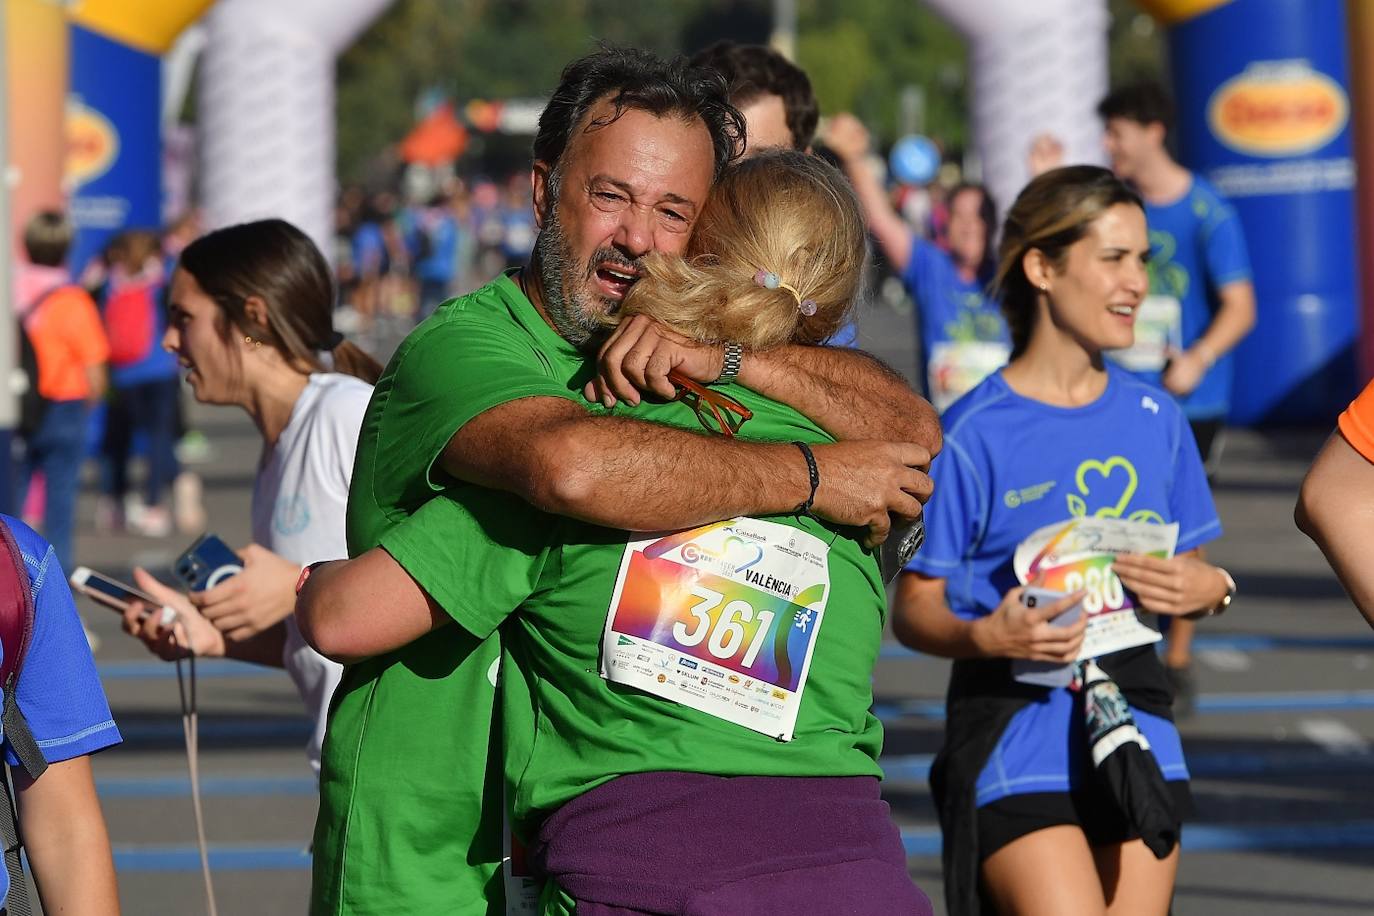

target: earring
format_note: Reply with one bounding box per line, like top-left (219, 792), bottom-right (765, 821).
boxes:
top-left (244, 335), bottom-right (263, 350)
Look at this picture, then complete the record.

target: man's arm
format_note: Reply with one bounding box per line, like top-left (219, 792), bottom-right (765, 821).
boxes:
top-left (738, 344), bottom-right (941, 450)
top-left (824, 113), bottom-right (915, 273)
top-left (440, 395), bottom-right (929, 543)
top-left (589, 315), bottom-right (941, 450)
top-left (1165, 280), bottom-right (1256, 397)
top-left (17, 755), bottom-right (121, 915)
top-left (1296, 431), bottom-right (1374, 628)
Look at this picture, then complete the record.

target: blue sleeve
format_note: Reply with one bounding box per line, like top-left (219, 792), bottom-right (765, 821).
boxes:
top-left (905, 436), bottom-right (987, 577)
top-left (899, 237), bottom-right (938, 305)
top-left (828, 322), bottom-right (858, 348)
top-left (1201, 197), bottom-right (1252, 289)
top-left (5, 521), bottom-right (120, 766)
top-left (1168, 414), bottom-right (1222, 554)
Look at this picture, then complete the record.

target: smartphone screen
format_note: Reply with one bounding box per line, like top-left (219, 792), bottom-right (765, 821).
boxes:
top-left (70, 567), bottom-right (159, 610)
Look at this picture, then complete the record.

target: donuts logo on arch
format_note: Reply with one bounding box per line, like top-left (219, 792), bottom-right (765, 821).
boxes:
top-left (65, 99), bottom-right (119, 187)
top-left (1208, 60), bottom-right (1348, 158)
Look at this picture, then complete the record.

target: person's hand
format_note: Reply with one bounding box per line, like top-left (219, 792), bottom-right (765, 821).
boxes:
top-left (824, 113), bottom-right (871, 164)
top-left (1027, 132), bottom-right (1065, 177)
top-left (971, 585), bottom-right (1088, 662)
top-left (582, 314), bottom-right (724, 408)
top-left (189, 544), bottom-right (301, 641)
top-left (1162, 348), bottom-right (1209, 397)
top-left (1113, 552), bottom-right (1229, 618)
top-left (122, 568), bottom-right (225, 660)
top-left (808, 441), bottom-right (933, 547)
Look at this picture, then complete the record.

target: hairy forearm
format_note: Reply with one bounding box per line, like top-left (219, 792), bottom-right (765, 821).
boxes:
top-left (1194, 281), bottom-right (1256, 361)
top-left (537, 417), bottom-right (810, 530)
top-left (740, 345), bottom-right (941, 452)
top-left (839, 156), bottom-right (913, 270)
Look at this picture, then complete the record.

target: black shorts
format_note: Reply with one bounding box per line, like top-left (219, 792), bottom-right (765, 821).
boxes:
top-left (976, 780), bottom-right (1194, 859)
top-left (1189, 418), bottom-right (1226, 482)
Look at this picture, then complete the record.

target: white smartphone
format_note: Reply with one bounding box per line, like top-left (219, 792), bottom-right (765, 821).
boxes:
top-left (70, 566), bottom-right (168, 621)
top-left (1013, 586), bottom-right (1085, 688)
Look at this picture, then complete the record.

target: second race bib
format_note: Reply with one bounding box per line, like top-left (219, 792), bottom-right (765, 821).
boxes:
top-left (1107, 294), bottom-right (1182, 373)
top-left (601, 517), bottom-right (830, 741)
top-left (927, 340), bottom-right (1011, 413)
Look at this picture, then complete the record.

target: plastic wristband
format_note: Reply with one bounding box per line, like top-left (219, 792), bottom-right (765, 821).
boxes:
top-left (295, 561), bottom-right (325, 596)
top-left (792, 441), bottom-right (820, 517)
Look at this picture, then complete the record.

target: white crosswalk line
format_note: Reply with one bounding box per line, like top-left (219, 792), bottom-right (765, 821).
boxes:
top-left (1197, 647), bottom-right (1252, 672)
top-left (1298, 717), bottom-right (1371, 756)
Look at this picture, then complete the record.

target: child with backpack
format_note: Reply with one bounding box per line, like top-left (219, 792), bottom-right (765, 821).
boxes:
top-left (15, 211), bottom-right (109, 577)
top-left (97, 230), bottom-right (182, 538)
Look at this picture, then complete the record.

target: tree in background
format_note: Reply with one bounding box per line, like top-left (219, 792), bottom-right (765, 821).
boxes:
top-left (335, 0), bottom-right (1166, 182)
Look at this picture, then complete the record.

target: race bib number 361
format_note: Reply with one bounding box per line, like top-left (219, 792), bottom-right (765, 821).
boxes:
top-left (601, 518), bottom-right (830, 741)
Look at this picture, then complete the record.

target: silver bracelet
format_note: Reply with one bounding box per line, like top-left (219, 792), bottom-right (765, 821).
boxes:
top-left (715, 341), bottom-right (743, 384)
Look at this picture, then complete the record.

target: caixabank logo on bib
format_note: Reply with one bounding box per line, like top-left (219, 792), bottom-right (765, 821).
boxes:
top-left (1208, 60), bottom-right (1348, 158)
top-left (65, 99), bottom-right (120, 187)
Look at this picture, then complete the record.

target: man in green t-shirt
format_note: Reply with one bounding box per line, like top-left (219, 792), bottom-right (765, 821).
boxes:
top-left (299, 48), bottom-right (938, 915)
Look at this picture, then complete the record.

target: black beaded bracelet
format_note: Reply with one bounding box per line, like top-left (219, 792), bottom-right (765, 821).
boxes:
top-left (792, 441), bottom-right (820, 517)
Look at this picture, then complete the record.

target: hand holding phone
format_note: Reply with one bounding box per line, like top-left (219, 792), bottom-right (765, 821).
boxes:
top-left (1011, 586), bottom-right (1087, 688)
top-left (175, 534), bottom-right (244, 593)
top-left (70, 567), bottom-right (176, 626)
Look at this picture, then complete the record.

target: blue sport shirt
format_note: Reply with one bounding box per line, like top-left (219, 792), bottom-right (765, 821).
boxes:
top-left (905, 368), bottom-right (1219, 801)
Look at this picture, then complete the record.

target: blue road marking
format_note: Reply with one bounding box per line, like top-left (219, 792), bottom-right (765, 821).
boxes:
top-left (111, 821), bottom-right (1374, 873)
top-left (881, 746), bottom-right (1374, 784)
top-left (98, 659), bottom-right (274, 680)
top-left (879, 633), bottom-right (1374, 660)
top-left (113, 845), bottom-right (311, 872)
top-left (874, 690), bottom-right (1374, 722)
top-left (98, 775), bottom-right (317, 798)
top-left (117, 719), bottom-right (312, 743)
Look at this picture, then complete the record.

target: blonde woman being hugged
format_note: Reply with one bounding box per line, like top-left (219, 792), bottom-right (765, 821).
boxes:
top-left (122, 219), bottom-right (382, 777)
top-left (893, 166), bottom-right (1236, 916)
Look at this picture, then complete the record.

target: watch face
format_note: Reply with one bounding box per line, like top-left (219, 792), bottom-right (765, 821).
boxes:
top-left (879, 518), bottom-right (925, 584)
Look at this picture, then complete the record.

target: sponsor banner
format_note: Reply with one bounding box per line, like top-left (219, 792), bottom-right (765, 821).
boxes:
top-left (67, 24), bottom-right (161, 273)
top-left (1167, 0), bottom-right (1357, 423)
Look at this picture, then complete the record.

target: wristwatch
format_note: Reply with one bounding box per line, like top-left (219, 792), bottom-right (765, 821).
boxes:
top-left (1206, 568), bottom-right (1236, 616)
top-left (715, 341), bottom-right (743, 385)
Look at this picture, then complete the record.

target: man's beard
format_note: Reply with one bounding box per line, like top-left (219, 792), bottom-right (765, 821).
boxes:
top-left (535, 183), bottom-right (643, 349)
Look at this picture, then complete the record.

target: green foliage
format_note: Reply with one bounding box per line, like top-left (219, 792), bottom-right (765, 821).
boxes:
top-left (335, 0), bottom-right (1168, 179)
top-left (796, 0), bottom-right (968, 151)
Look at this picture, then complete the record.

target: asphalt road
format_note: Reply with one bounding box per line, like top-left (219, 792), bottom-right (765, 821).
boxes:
top-left (67, 299), bottom-right (1374, 915)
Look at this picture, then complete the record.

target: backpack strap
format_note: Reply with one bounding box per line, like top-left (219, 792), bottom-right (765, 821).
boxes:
top-left (0, 523), bottom-right (45, 916)
top-left (0, 524), bottom-right (43, 781)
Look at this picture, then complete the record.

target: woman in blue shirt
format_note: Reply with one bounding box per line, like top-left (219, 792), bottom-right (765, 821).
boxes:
top-left (826, 113), bottom-right (1010, 411)
top-left (893, 166), bottom-right (1236, 916)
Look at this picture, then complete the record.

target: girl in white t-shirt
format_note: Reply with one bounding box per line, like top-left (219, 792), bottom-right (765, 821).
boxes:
top-left (120, 218), bottom-right (381, 775)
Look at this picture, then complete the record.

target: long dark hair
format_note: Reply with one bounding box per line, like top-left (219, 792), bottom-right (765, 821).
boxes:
top-left (993, 166), bottom-right (1143, 358)
top-left (177, 219), bottom-right (382, 385)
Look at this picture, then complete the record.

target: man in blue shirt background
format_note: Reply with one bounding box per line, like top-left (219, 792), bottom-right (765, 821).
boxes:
top-left (1099, 81), bottom-right (1257, 711)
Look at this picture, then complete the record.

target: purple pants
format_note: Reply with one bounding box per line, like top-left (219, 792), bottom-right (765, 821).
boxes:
top-left (530, 772), bottom-right (932, 916)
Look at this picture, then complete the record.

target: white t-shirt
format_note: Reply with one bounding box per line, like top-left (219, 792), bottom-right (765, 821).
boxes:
top-left (251, 372), bottom-right (372, 775)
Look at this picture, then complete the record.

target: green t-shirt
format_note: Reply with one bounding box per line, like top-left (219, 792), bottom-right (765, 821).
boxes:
top-left (312, 274), bottom-right (588, 916)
